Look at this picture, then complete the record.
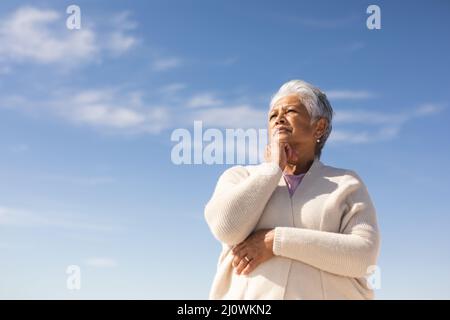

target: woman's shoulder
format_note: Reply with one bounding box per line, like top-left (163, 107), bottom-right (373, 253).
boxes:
top-left (219, 162), bottom-right (280, 180)
top-left (320, 162), bottom-right (366, 186)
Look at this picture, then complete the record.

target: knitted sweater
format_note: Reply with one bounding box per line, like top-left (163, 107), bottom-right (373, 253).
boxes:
top-left (204, 157), bottom-right (380, 299)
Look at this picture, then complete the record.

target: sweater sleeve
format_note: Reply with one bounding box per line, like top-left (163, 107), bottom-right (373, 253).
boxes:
top-left (272, 172), bottom-right (381, 278)
top-left (204, 162), bottom-right (283, 246)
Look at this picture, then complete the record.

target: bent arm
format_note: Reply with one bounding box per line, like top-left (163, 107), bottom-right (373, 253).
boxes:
top-left (205, 163), bottom-right (282, 246)
top-left (273, 178), bottom-right (380, 278)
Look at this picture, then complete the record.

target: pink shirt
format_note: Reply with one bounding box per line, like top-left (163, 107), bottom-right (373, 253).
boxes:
top-left (283, 172), bottom-right (306, 197)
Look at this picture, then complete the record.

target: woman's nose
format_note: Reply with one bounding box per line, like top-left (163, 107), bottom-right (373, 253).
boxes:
top-left (275, 116), bottom-right (286, 125)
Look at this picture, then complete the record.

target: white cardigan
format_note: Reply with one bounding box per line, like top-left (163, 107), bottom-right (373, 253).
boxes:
top-left (204, 157), bottom-right (380, 299)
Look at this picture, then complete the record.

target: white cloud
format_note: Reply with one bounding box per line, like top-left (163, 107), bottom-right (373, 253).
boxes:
top-left (58, 89), bottom-right (170, 133)
top-left (329, 104), bottom-right (444, 144)
top-left (73, 104), bottom-right (145, 128)
top-left (0, 6), bottom-right (138, 68)
top-left (85, 257), bottom-right (117, 268)
top-left (0, 88), bottom-right (171, 134)
top-left (326, 90), bottom-right (373, 100)
top-left (105, 12), bottom-right (139, 55)
top-left (0, 6), bottom-right (97, 65)
top-left (187, 93), bottom-right (223, 108)
top-left (152, 57), bottom-right (182, 71)
top-left (191, 105), bottom-right (267, 129)
top-left (107, 32), bottom-right (138, 55)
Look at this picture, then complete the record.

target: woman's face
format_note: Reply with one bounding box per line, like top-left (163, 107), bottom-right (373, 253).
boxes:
top-left (268, 95), bottom-right (320, 153)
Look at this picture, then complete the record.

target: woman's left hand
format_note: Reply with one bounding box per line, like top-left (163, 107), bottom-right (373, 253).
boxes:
top-left (231, 228), bottom-right (275, 276)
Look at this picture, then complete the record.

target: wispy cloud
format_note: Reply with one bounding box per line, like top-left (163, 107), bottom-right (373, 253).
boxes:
top-left (329, 104), bottom-right (444, 144)
top-left (284, 14), bottom-right (359, 29)
top-left (152, 57), bottom-right (182, 71)
top-left (330, 127), bottom-right (400, 144)
top-left (85, 257), bottom-right (117, 268)
top-left (326, 90), bottom-right (373, 100)
top-left (60, 89), bottom-right (170, 133)
top-left (0, 70), bottom-right (444, 145)
top-left (190, 105), bottom-right (267, 129)
top-left (105, 12), bottom-right (139, 56)
top-left (159, 83), bottom-right (187, 95)
top-left (414, 103), bottom-right (445, 116)
top-left (0, 84), bottom-right (266, 134)
top-left (107, 28), bottom-right (138, 55)
top-left (334, 104), bottom-right (443, 125)
top-left (214, 57), bottom-right (239, 66)
top-left (187, 93), bottom-right (223, 108)
top-left (0, 88), bottom-right (171, 134)
top-left (39, 174), bottom-right (115, 186)
top-left (334, 110), bottom-right (406, 125)
top-left (0, 206), bottom-right (119, 232)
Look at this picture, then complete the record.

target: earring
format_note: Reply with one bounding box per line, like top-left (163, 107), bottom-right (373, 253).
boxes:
top-left (316, 138), bottom-right (320, 143)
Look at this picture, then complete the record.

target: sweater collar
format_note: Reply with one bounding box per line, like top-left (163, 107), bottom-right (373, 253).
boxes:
top-left (306, 156), bottom-right (323, 176)
top-left (284, 156), bottom-right (323, 177)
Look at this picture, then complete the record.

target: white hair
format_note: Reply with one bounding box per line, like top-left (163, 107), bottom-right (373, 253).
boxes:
top-left (269, 79), bottom-right (334, 159)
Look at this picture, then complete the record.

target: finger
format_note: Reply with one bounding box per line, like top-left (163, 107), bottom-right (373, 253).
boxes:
top-left (235, 258), bottom-right (250, 275)
top-left (241, 259), bottom-right (258, 276)
top-left (231, 247), bottom-right (247, 268)
top-left (232, 254), bottom-right (241, 268)
top-left (279, 142), bottom-right (288, 159)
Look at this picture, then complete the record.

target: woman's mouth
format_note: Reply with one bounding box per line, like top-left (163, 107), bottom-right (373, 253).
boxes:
top-left (274, 127), bottom-right (292, 135)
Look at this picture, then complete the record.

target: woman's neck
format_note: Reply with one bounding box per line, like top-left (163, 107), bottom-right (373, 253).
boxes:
top-left (284, 157), bottom-right (315, 175)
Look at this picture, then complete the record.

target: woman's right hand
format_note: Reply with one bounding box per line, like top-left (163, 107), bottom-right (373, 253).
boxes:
top-left (264, 132), bottom-right (296, 172)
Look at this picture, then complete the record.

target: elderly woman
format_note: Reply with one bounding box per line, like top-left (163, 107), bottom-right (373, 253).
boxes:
top-left (204, 80), bottom-right (380, 300)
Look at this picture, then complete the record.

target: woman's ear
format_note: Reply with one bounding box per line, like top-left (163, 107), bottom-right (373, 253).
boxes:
top-left (314, 118), bottom-right (328, 138)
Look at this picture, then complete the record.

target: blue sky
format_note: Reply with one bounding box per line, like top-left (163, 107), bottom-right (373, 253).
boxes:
top-left (0, 0), bottom-right (449, 299)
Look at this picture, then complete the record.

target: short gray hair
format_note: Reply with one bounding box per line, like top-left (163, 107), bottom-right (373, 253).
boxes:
top-left (269, 79), bottom-right (334, 159)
